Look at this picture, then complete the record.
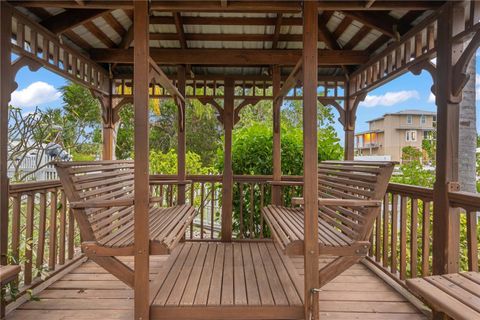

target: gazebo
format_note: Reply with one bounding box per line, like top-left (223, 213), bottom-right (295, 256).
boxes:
top-left (1, 1), bottom-right (479, 320)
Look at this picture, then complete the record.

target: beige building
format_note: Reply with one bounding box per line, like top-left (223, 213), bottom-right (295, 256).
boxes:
top-left (355, 110), bottom-right (436, 162)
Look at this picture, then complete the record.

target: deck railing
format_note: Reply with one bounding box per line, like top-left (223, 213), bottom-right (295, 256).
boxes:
top-left (6, 180), bottom-right (82, 306)
top-left (368, 183), bottom-right (480, 287)
top-left (5, 175), bottom-right (479, 310)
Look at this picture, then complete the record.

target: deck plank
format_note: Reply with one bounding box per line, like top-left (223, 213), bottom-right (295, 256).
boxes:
top-left (7, 242), bottom-right (427, 320)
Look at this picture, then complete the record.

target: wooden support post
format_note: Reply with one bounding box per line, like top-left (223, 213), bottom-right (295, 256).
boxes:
top-left (222, 78), bottom-right (234, 242)
top-left (0, 2), bottom-right (12, 319)
top-left (302, 2), bottom-right (319, 319)
top-left (177, 65), bottom-right (186, 204)
top-left (272, 65), bottom-right (282, 205)
top-left (102, 126), bottom-right (114, 160)
top-left (344, 80), bottom-right (356, 160)
top-left (433, 1), bottom-right (463, 281)
top-left (133, 1), bottom-right (150, 319)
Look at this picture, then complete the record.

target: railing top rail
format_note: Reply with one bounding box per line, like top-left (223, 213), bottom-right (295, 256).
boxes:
top-left (387, 182), bottom-right (434, 201)
top-left (449, 190), bottom-right (480, 211)
top-left (9, 180), bottom-right (62, 194)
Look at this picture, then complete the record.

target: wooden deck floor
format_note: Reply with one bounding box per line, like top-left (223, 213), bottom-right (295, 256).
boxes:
top-left (6, 241), bottom-right (427, 320)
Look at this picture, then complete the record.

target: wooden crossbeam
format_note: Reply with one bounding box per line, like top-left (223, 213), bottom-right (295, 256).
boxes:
top-left (91, 48), bottom-right (369, 65)
top-left (273, 58), bottom-right (302, 102)
top-left (271, 13), bottom-right (283, 49)
top-left (149, 32), bottom-right (330, 42)
top-left (41, 9), bottom-right (108, 34)
top-left (11, 0), bottom-right (442, 11)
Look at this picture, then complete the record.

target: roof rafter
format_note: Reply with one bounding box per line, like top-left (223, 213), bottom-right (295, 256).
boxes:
top-left (84, 20), bottom-right (116, 47)
top-left (41, 9), bottom-right (108, 34)
top-left (271, 13), bottom-right (283, 49)
top-left (341, 11), bottom-right (399, 39)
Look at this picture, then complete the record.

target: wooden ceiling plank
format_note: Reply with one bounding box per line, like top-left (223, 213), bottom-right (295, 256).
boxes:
top-left (343, 25), bottom-right (371, 50)
top-left (332, 15), bottom-right (353, 40)
top-left (91, 48), bottom-right (369, 65)
top-left (64, 29), bottom-right (93, 50)
top-left (271, 13), bottom-right (283, 49)
top-left (365, 34), bottom-right (390, 53)
top-left (27, 7), bottom-right (52, 20)
top-left (84, 20), bottom-right (116, 47)
top-left (103, 12), bottom-right (127, 37)
top-left (41, 9), bottom-right (108, 34)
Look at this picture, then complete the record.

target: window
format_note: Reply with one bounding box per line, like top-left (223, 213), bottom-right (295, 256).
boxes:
top-left (432, 115), bottom-right (437, 128)
top-left (420, 115), bottom-right (426, 124)
top-left (406, 130), bottom-right (417, 142)
top-left (406, 115), bottom-right (413, 124)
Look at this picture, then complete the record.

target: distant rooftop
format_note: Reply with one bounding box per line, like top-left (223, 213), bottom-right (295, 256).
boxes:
top-left (367, 109), bottom-right (436, 123)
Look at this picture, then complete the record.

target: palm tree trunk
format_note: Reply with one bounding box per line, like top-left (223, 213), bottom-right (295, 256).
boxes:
top-left (458, 55), bottom-right (477, 193)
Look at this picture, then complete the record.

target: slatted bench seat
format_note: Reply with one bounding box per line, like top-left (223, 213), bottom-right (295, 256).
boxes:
top-left (55, 160), bottom-right (196, 288)
top-left (406, 273), bottom-right (480, 320)
top-left (263, 160), bottom-right (394, 286)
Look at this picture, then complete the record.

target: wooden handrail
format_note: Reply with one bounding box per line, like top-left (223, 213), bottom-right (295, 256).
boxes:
top-left (449, 190), bottom-right (480, 211)
top-left (291, 197), bottom-right (382, 207)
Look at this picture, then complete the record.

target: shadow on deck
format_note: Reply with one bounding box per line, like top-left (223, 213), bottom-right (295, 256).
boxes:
top-left (7, 242), bottom-right (427, 320)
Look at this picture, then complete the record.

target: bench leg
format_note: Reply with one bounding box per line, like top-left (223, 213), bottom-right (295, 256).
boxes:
top-left (90, 256), bottom-right (135, 288)
top-left (319, 256), bottom-right (363, 287)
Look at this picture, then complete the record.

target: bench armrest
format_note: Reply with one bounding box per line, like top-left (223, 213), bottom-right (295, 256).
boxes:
top-left (291, 197), bottom-right (382, 207)
top-left (0, 265), bottom-right (21, 286)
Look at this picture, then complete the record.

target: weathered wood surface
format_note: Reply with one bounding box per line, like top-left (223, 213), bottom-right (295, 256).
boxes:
top-left (7, 246), bottom-right (426, 320)
top-left (406, 273), bottom-right (480, 320)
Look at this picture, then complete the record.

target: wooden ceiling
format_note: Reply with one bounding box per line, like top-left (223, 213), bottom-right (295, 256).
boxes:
top-left (9, 0), bottom-right (443, 78)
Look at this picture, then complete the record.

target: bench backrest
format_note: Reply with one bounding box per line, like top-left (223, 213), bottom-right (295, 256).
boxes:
top-left (317, 160), bottom-right (394, 242)
top-left (55, 161), bottom-right (135, 243)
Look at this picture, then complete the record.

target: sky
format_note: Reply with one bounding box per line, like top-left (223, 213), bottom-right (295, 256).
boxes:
top-left (11, 52), bottom-right (480, 147)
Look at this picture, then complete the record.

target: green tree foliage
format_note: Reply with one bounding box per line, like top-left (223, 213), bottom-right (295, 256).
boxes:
top-left (149, 149), bottom-right (216, 174)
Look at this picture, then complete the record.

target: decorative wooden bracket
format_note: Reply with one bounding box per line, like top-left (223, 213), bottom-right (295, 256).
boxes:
top-left (409, 59), bottom-right (437, 96)
top-left (10, 56), bottom-right (42, 93)
top-left (149, 57), bottom-right (186, 131)
top-left (318, 98), bottom-right (345, 127)
top-left (452, 30), bottom-right (480, 97)
top-left (348, 93), bottom-right (366, 131)
top-left (273, 58), bottom-right (303, 102)
top-left (233, 97), bottom-right (261, 125)
top-left (197, 97), bottom-right (224, 125)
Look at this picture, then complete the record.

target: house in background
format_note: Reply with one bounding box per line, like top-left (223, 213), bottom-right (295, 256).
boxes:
top-left (355, 110), bottom-right (436, 163)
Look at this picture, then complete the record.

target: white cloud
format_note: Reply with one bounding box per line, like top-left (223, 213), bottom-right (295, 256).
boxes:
top-left (428, 92), bottom-right (435, 103)
top-left (11, 81), bottom-right (61, 108)
top-left (360, 90), bottom-right (420, 108)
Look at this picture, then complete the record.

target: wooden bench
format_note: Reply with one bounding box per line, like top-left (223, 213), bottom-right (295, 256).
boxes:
top-left (406, 273), bottom-right (480, 320)
top-left (55, 160), bottom-right (196, 288)
top-left (263, 160), bottom-right (394, 286)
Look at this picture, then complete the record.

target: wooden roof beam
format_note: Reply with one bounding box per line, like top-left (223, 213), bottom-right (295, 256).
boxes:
top-left (271, 13), bottom-right (283, 49)
top-left (173, 12), bottom-right (187, 49)
top-left (91, 48), bottom-right (369, 65)
top-left (317, 12), bottom-right (350, 76)
top-left (11, 1), bottom-right (442, 10)
top-left (84, 20), bottom-right (116, 47)
top-left (41, 9), bottom-right (108, 34)
top-left (342, 11), bottom-right (399, 39)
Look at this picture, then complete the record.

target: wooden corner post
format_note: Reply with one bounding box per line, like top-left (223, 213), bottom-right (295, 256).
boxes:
top-left (272, 65), bottom-right (282, 205)
top-left (303, 3), bottom-right (319, 319)
top-left (133, 1), bottom-right (150, 319)
top-left (0, 2), bottom-right (12, 318)
top-left (177, 65), bottom-right (186, 204)
top-left (222, 78), bottom-right (234, 241)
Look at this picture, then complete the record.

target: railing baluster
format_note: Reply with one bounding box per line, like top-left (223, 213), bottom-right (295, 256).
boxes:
top-left (399, 196), bottom-right (407, 280)
top-left (24, 193), bottom-right (34, 285)
top-left (189, 182), bottom-right (194, 239)
top-left (200, 182), bottom-right (205, 239)
top-left (11, 195), bottom-right (21, 266)
top-left (36, 191), bottom-right (47, 274)
top-left (375, 211), bottom-right (381, 262)
top-left (210, 182), bottom-right (215, 239)
top-left (421, 201), bottom-right (431, 276)
top-left (260, 183), bottom-right (264, 239)
top-left (391, 193), bottom-right (398, 275)
top-left (239, 183), bottom-right (244, 238)
top-left (249, 183), bottom-right (254, 239)
top-left (68, 208), bottom-right (75, 260)
top-left (466, 211), bottom-right (479, 272)
top-left (410, 198), bottom-right (418, 278)
top-left (59, 191), bottom-right (67, 265)
top-left (49, 189), bottom-right (58, 270)
top-left (382, 193), bottom-right (389, 268)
